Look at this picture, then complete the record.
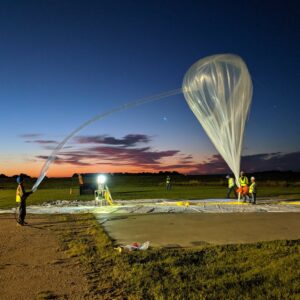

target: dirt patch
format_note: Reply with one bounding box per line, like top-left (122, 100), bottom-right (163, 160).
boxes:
top-left (0, 214), bottom-right (89, 300)
top-left (102, 213), bottom-right (300, 247)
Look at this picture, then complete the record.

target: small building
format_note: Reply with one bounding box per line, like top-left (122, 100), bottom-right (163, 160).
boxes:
top-left (77, 173), bottom-right (97, 195)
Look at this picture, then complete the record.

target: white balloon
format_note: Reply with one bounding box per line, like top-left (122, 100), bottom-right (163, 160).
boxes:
top-left (183, 54), bottom-right (253, 185)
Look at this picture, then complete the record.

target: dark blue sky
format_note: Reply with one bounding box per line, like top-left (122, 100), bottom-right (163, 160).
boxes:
top-left (0, 0), bottom-right (299, 176)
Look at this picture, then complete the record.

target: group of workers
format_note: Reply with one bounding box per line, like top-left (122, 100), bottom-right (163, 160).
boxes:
top-left (226, 171), bottom-right (257, 204)
top-left (165, 173), bottom-right (257, 204)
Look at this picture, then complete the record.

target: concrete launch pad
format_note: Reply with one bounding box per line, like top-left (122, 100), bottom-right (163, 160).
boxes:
top-left (1, 198), bottom-right (298, 215)
top-left (1, 199), bottom-right (299, 247)
top-left (100, 212), bottom-right (300, 247)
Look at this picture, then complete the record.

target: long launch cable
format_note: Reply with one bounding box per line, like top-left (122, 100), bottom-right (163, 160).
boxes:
top-left (31, 88), bottom-right (182, 192)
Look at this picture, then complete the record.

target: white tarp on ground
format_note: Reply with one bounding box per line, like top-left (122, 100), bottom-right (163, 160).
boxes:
top-left (1, 199), bottom-right (300, 215)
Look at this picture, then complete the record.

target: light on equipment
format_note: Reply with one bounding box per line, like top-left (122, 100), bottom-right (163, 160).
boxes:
top-left (97, 174), bottom-right (106, 185)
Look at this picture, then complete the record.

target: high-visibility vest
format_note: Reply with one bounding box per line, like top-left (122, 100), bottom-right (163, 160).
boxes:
top-left (249, 182), bottom-right (256, 193)
top-left (239, 176), bottom-right (248, 187)
top-left (228, 178), bottom-right (235, 188)
top-left (16, 184), bottom-right (24, 203)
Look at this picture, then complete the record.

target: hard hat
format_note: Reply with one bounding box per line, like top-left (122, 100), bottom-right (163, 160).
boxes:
top-left (251, 176), bottom-right (255, 180)
top-left (16, 175), bottom-right (24, 184)
top-left (226, 175), bottom-right (230, 179)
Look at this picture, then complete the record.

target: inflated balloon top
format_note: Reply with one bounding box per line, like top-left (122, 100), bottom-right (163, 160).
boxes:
top-left (183, 54), bottom-right (253, 185)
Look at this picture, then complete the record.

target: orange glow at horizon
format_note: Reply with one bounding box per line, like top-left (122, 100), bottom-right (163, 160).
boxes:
top-left (2, 151), bottom-right (207, 177)
top-left (3, 162), bottom-right (196, 178)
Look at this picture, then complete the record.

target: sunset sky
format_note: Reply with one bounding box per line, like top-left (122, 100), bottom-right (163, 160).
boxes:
top-left (0, 0), bottom-right (299, 177)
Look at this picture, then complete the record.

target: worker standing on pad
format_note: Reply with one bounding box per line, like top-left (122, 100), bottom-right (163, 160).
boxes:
top-left (249, 176), bottom-right (257, 204)
top-left (226, 175), bottom-right (237, 199)
top-left (16, 175), bottom-right (32, 226)
top-left (237, 171), bottom-right (249, 202)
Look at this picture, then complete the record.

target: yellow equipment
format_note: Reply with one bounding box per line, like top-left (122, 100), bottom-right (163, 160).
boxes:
top-left (176, 201), bottom-right (190, 207)
top-left (95, 185), bottom-right (114, 206)
top-left (104, 186), bottom-right (114, 206)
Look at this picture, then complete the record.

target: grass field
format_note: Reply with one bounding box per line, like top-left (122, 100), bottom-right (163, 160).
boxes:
top-left (1, 175), bottom-right (300, 209)
top-left (1, 175), bottom-right (300, 298)
top-left (61, 214), bottom-right (300, 299)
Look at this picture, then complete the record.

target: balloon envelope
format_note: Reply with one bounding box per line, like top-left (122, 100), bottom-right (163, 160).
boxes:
top-left (183, 54), bottom-right (253, 185)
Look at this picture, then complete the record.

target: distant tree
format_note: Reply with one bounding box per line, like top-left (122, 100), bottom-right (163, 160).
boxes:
top-left (0, 174), bottom-right (8, 178)
top-left (171, 171), bottom-right (180, 175)
top-left (20, 173), bottom-right (31, 179)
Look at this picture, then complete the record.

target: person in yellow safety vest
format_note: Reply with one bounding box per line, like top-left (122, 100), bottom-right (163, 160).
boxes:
top-left (16, 175), bottom-right (32, 226)
top-left (166, 176), bottom-right (171, 190)
top-left (249, 176), bottom-right (257, 205)
top-left (237, 171), bottom-right (249, 201)
top-left (226, 175), bottom-right (237, 199)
